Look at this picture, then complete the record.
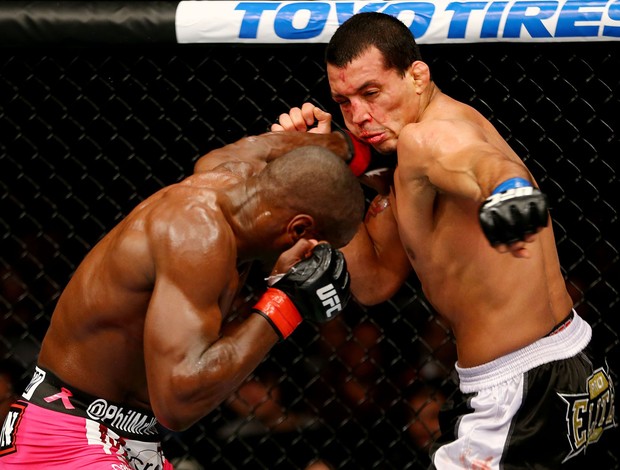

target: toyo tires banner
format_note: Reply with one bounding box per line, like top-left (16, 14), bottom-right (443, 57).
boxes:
top-left (0, 1), bottom-right (619, 45)
top-left (176, 0), bottom-right (620, 43)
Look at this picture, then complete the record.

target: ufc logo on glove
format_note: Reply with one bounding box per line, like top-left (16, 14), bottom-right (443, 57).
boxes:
top-left (253, 244), bottom-right (351, 340)
top-left (316, 284), bottom-right (342, 318)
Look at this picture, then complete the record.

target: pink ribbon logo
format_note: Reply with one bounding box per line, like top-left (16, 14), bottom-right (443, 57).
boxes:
top-left (44, 387), bottom-right (75, 410)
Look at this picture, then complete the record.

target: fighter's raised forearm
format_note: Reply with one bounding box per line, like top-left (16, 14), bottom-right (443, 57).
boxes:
top-left (194, 131), bottom-right (351, 173)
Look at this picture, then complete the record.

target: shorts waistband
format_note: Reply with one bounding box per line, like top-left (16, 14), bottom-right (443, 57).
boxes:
top-left (20, 366), bottom-right (160, 440)
top-left (545, 310), bottom-right (574, 336)
top-left (456, 311), bottom-right (592, 393)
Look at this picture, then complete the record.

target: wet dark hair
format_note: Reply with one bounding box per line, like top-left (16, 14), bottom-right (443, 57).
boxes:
top-left (326, 12), bottom-right (422, 76)
top-left (259, 146), bottom-right (365, 248)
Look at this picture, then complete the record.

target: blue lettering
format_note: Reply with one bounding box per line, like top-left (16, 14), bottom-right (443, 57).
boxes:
top-left (236, 2), bottom-right (279, 39)
top-left (357, 2), bottom-right (388, 13)
top-left (332, 2), bottom-right (384, 28)
top-left (504, 1), bottom-right (557, 38)
top-left (233, 0), bottom-right (620, 42)
top-left (481, 2), bottom-right (509, 38)
top-left (382, 2), bottom-right (435, 38)
top-left (446, 2), bottom-right (487, 38)
top-left (334, 2), bottom-right (356, 25)
top-left (274, 2), bottom-right (330, 39)
top-left (556, 0), bottom-right (605, 37)
top-left (604, 0), bottom-right (620, 37)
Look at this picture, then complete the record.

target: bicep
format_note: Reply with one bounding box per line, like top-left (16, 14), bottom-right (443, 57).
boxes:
top-left (143, 229), bottom-right (234, 402)
top-left (398, 121), bottom-right (523, 201)
top-left (194, 131), bottom-right (350, 174)
top-left (194, 134), bottom-right (272, 173)
top-left (145, 272), bottom-right (223, 366)
top-left (194, 152), bottom-right (266, 175)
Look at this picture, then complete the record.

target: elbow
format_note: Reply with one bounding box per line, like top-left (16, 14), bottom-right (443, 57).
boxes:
top-left (150, 383), bottom-right (217, 432)
top-left (157, 413), bottom-right (191, 433)
top-left (351, 270), bottom-right (410, 306)
top-left (152, 394), bottom-right (197, 432)
top-left (353, 286), bottom-right (398, 307)
top-left (152, 371), bottom-right (236, 431)
top-left (153, 395), bottom-right (221, 432)
top-left (351, 281), bottom-right (396, 306)
top-left (193, 157), bottom-right (209, 174)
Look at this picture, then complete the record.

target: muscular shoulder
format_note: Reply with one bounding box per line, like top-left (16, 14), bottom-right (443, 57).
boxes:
top-left (399, 117), bottom-right (490, 168)
top-left (396, 121), bottom-right (444, 176)
top-left (142, 185), bottom-right (236, 272)
top-left (402, 116), bottom-right (484, 147)
top-left (161, 190), bottom-right (230, 238)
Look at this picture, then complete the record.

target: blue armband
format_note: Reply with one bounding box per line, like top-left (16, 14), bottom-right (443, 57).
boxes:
top-left (481, 177), bottom-right (548, 246)
top-left (491, 177), bottom-right (532, 194)
top-left (492, 177), bottom-right (532, 195)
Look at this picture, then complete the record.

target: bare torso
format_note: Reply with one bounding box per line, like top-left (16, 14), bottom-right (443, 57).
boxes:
top-left (393, 93), bottom-right (573, 367)
top-left (37, 169), bottom-right (245, 409)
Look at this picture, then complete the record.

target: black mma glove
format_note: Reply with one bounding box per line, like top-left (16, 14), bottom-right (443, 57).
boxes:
top-left (479, 177), bottom-right (549, 246)
top-left (253, 244), bottom-right (351, 339)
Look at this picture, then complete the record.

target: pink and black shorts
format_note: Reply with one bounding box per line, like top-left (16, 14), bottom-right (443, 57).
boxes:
top-left (0, 366), bottom-right (174, 469)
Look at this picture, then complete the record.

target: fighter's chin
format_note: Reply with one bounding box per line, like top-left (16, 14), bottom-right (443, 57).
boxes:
top-left (370, 136), bottom-right (398, 155)
top-left (359, 131), bottom-right (393, 153)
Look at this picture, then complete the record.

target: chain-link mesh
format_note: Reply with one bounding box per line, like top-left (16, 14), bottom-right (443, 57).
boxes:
top-left (1, 43), bottom-right (618, 469)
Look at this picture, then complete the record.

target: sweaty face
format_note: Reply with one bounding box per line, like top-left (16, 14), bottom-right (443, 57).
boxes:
top-left (328, 46), bottom-right (419, 154)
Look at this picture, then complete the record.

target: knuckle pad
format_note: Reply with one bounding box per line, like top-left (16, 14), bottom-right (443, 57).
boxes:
top-left (275, 245), bottom-right (350, 323)
top-left (480, 190), bottom-right (549, 245)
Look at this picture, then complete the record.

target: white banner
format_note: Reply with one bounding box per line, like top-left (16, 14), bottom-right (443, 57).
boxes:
top-left (175, 0), bottom-right (620, 44)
